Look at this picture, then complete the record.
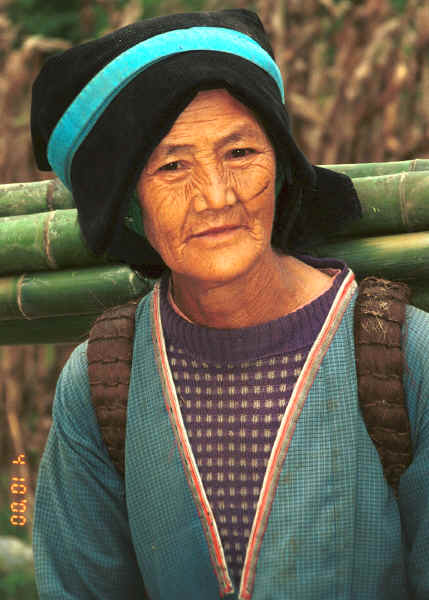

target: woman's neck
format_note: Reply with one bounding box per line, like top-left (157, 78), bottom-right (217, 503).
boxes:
top-left (170, 252), bottom-right (334, 329)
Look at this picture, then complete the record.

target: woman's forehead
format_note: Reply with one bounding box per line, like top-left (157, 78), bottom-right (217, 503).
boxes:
top-left (175, 88), bottom-right (258, 120)
top-left (152, 89), bottom-right (270, 150)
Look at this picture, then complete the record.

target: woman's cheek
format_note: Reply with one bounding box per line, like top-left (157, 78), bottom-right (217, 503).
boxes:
top-left (184, 180), bottom-right (196, 206)
top-left (233, 163), bottom-right (273, 203)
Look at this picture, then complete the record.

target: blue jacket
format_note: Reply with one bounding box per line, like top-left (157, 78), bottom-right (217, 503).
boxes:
top-left (33, 270), bottom-right (429, 599)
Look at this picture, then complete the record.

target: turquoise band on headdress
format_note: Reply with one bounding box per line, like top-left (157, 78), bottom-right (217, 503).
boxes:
top-left (46, 26), bottom-right (285, 190)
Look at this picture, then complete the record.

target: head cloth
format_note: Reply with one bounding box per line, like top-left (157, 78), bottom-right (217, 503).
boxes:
top-left (31, 9), bottom-right (362, 276)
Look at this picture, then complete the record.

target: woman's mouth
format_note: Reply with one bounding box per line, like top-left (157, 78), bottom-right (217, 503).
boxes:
top-left (192, 226), bottom-right (243, 240)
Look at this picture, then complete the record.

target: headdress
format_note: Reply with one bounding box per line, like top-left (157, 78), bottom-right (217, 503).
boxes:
top-left (31, 9), bottom-right (361, 276)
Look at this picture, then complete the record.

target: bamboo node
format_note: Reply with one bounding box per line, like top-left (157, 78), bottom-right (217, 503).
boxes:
top-left (399, 171), bottom-right (410, 232)
top-left (46, 180), bottom-right (56, 212)
top-left (44, 212), bottom-right (59, 270)
top-left (16, 274), bottom-right (31, 320)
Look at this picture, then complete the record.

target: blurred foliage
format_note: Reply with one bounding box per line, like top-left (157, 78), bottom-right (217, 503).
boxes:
top-left (332, 0), bottom-right (407, 9)
top-left (4, 0), bottom-right (413, 49)
top-left (390, 0), bottom-right (408, 12)
top-left (6, 0), bottom-right (219, 47)
top-left (0, 569), bottom-right (38, 600)
top-left (7, 0), bottom-right (83, 45)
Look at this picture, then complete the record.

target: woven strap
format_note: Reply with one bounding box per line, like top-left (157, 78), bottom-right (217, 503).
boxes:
top-left (87, 298), bottom-right (141, 478)
top-left (354, 276), bottom-right (413, 496)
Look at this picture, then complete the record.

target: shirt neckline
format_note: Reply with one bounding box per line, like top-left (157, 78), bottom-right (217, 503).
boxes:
top-left (159, 253), bottom-right (350, 363)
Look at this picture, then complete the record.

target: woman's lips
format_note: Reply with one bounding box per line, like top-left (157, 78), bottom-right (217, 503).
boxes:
top-left (191, 226), bottom-right (243, 240)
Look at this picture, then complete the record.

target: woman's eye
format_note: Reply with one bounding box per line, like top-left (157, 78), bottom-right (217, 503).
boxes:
top-left (228, 148), bottom-right (255, 159)
top-left (157, 150), bottom-right (255, 171)
top-left (159, 161), bottom-right (181, 171)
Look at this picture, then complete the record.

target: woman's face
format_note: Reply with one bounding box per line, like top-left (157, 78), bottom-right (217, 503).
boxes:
top-left (137, 88), bottom-right (277, 285)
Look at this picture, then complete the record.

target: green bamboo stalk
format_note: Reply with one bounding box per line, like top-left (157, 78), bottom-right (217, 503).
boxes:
top-left (334, 171), bottom-right (429, 238)
top-left (0, 179), bottom-right (73, 217)
top-left (321, 158), bottom-right (429, 178)
top-left (0, 209), bottom-right (110, 275)
top-left (1, 159), bottom-right (429, 219)
top-left (0, 265), bottom-right (154, 320)
top-left (404, 284), bottom-right (429, 315)
top-left (2, 171), bottom-right (429, 276)
top-left (310, 230), bottom-right (429, 282)
top-left (1, 314), bottom-right (99, 346)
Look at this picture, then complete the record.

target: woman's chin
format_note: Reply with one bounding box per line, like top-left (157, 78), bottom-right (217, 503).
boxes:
top-left (173, 249), bottom-right (263, 286)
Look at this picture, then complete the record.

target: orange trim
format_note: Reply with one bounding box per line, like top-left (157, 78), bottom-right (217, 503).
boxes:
top-left (167, 277), bottom-right (195, 323)
top-left (152, 284), bottom-right (233, 595)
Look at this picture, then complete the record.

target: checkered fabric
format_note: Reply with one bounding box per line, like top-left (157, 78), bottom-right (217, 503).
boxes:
top-left (32, 275), bottom-right (429, 599)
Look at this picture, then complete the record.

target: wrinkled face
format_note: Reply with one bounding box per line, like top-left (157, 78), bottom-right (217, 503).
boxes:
top-left (136, 88), bottom-right (277, 284)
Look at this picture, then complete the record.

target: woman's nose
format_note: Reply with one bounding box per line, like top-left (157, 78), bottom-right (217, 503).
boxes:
top-left (193, 168), bottom-right (237, 211)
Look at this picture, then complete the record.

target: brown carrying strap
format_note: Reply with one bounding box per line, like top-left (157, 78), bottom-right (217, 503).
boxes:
top-left (87, 298), bottom-right (141, 479)
top-left (354, 276), bottom-right (413, 497)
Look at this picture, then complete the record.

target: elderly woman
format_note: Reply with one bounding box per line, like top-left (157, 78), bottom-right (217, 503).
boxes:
top-left (30, 9), bottom-right (429, 600)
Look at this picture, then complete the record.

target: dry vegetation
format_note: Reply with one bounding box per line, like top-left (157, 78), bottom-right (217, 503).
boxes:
top-left (259, 0), bottom-right (429, 163)
top-left (1, 0), bottom-right (429, 546)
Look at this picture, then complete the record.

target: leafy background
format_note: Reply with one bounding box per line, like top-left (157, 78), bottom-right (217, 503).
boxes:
top-left (1, 0), bottom-right (429, 597)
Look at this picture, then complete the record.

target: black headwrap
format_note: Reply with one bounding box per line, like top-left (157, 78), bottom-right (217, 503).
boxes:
top-left (31, 9), bottom-right (362, 278)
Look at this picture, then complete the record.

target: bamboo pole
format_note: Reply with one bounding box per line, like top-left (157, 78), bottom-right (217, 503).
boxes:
top-left (0, 265), bottom-right (154, 320)
top-left (1, 159), bottom-right (429, 218)
top-left (0, 209), bottom-right (110, 275)
top-left (402, 284), bottom-right (429, 315)
top-left (2, 314), bottom-right (99, 346)
top-left (1, 171), bottom-right (429, 276)
top-left (334, 171), bottom-right (429, 238)
top-left (310, 230), bottom-right (429, 283)
top-left (321, 158), bottom-right (429, 178)
top-left (0, 178), bottom-right (73, 217)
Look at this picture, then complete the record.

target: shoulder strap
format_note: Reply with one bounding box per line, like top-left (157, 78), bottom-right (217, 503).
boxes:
top-left (354, 276), bottom-right (413, 497)
top-left (87, 298), bottom-right (141, 479)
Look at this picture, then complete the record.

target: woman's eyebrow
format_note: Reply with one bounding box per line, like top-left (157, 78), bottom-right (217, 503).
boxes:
top-left (156, 125), bottom-right (262, 158)
top-left (215, 126), bottom-right (262, 149)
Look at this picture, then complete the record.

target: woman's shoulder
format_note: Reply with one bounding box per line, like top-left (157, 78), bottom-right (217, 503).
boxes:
top-left (54, 340), bottom-right (91, 413)
top-left (61, 340), bottom-right (89, 383)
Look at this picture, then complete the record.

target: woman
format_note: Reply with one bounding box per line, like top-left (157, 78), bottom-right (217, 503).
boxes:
top-left (30, 9), bottom-right (429, 600)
